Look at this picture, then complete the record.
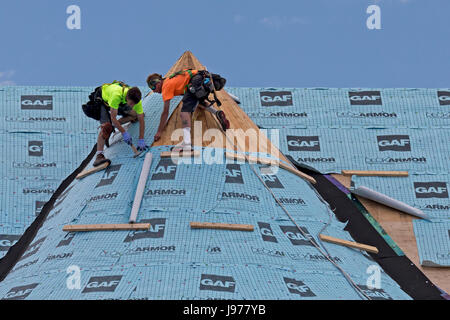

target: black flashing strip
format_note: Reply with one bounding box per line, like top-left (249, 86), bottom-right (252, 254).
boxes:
top-left (0, 145), bottom-right (97, 282)
top-left (287, 159), bottom-right (443, 300)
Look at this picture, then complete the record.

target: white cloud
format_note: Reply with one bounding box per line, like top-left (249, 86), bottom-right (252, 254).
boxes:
top-left (0, 70), bottom-right (16, 86)
top-left (289, 17), bottom-right (309, 25)
top-left (233, 14), bottom-right (245, 24)
top-left (260, 16), bottom-right (308, 29)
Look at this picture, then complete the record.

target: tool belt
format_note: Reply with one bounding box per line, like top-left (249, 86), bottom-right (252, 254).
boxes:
top-left (82, 86), bottom-right (104, 121)
top-left (187, 70), bottom-right (227, 107)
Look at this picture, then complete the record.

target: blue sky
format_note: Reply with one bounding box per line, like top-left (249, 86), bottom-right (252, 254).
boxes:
top-left (0, 0), bottom-right (449, 88)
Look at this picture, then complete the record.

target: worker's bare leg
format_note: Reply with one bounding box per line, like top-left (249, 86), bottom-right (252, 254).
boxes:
top-left (97, 132), bottom-right (106, 152)
top-left (94, 106), bottom-right (113, 166)
top-left (199, 102), bottom-right (230, 131)
top-left (198, 102), bottom-right (217, 115)
top-left (180, 111), bottom-right (192, 148)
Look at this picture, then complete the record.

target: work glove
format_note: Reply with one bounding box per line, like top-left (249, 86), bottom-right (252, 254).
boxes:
top-left (137, 139), bottom-right (149, 151)
top-left (122, 131), bottom-right (132, 145)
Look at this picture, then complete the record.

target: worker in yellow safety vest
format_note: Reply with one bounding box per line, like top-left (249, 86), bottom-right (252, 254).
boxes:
top-left (82, 81), bottom-right (148, 166)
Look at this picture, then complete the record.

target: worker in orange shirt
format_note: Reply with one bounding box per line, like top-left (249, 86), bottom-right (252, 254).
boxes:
top-left (147, 69), bottom-right (229, 151)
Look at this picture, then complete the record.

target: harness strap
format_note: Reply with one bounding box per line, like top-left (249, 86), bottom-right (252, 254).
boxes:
top-left (169, 69), bottom-right (196, 79)
top-left (102, 81), bottom-right (130, 103)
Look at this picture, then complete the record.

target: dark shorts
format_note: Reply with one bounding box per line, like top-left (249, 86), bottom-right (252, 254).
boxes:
top-left (181, 91), bottom-right (203, 113)
top-left (100, 104), bottom-right (133, 124)
top-left (180, 74), bottom-right (209, 113)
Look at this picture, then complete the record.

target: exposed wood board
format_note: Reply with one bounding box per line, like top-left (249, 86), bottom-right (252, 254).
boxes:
top-left (225, 152), bottom-right (317, 185)
top-left (160, 151), bottom-right (201, 158)
top-left (190, 222), bottom-right (254, 232)
top-left (319, 234), bottom-right (379, 254)
top-left (342, 170), bottom-right (409, 177)
top-left (63, 223), bottom-right (151, 232)
top-left (76, 162), bottom-right (110, 179)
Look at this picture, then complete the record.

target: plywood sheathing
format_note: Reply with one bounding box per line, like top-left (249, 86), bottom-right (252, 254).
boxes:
top-left (331, 174), bottom-right (450, 293)
top-left (152, 51), bottom-right (289, 164)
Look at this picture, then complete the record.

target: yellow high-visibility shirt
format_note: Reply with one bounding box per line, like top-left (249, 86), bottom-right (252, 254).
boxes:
top-left (101, 83), bottom-right (144, 114)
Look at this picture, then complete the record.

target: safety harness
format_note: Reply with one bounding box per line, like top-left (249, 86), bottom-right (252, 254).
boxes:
top-left (104, 80), bottom-right (129, 95)
top-left (168, 69), bottom-right (223, 106)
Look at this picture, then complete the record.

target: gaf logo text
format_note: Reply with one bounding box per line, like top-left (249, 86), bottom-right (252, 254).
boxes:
top-left (2, 283), bottom-right (39, 300)
top-left (19, 237), bottom-right (46, 261)
top-left (349, 91), bottom-right (382, 105)
top-left (437, 91), bottom-right (450, 106)
top-left (200, 274), bottom-right (236, 293)
top-left (377, 135), bottom-right (411, 152)
top-left (260, 91), bottom-right (293, 107)
top-left (123, 218), bottom-right (166, 242)
top-left (96, 164), bottom-right (121, 188)
top-left (0, 235), bottom-right (21, 251)
top-left (287, 136), bottom-right (320, 152)
top-left (283, 277), bottom-right (316, 297)
top-left (359, 285), bottom-right (392, 300)
top-left (280, 225), bottom-right (317, 247)
top-left (53, 185), bottom-right (74, 209)
top-left (82, 276), bottom-right (122, 293)
top-left (414, 182), bottom-right (448, 199)
top-left (35, 201), bottom-right (46, 216)
top-left (57, 233), bottom-right (75, 247)
top-left (21, 95), bottom-right (53, 110)
top-left (261, 174), bottom-right (284, 189)
top-left (258, 222), bottom-right (278, 243)
top-left (225, 164), bottom-right (244, 184)
top-left (28, 141), bottom-right (43, 157)
top-left (151, 158), bottom-right (177, 180)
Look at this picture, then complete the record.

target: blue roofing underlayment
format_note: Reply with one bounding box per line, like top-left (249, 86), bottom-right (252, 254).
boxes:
top-left (0, 86), bottom-right (180, 259)
top-left (228, 87), bottom-right (450, 268)
top-left (0, 86), bottom-right (448, 299)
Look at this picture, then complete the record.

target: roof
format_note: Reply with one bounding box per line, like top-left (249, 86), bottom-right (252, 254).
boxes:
top-left (0, 52), bottom-right (447, 299)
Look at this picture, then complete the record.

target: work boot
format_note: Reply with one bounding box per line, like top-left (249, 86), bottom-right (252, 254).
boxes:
top-left (100, 123), bottom-right (113, 148)
top-left (93, 153), bottom-right (111, 167)
top-left (216, 110), bottom-right (230, 131)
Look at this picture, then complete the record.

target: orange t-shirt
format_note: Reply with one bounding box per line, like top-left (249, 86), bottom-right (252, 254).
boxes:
top-left (161, 70), bottom-right (199, 102)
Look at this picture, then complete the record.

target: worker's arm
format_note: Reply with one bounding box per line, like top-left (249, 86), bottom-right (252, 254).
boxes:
top-left (154, 100), bottom-right (170, 141)
top-left (138, 113), bottom-right (145, 140)
top-left (110, 109), bottom-right (126, 133)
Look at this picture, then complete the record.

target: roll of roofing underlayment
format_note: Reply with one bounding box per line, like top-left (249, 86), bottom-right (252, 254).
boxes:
top-left (129, 152), bottom-right (153, 223)
top-left (352, 185), bottom-right (429, 220)
top-left (227, 92), bottom-right (241, 104)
